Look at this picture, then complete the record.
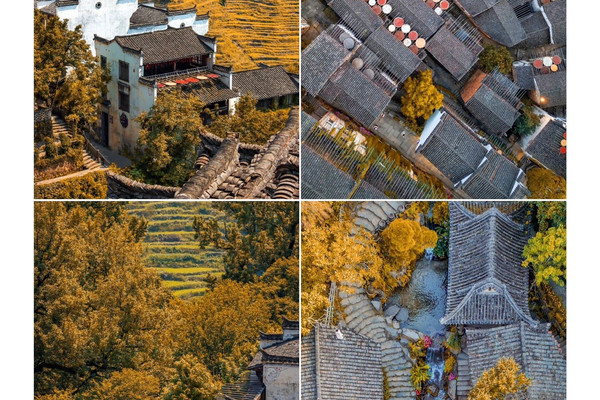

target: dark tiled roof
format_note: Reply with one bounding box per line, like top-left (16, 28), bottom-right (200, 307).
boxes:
top-left (300, 147), bottom-right (357, 199)
top-left (387, 0), bottom-right (443, 39)
top-left (327, 0), bottom-right (382, 41)
top-left (184, 79), bottom-right (240, 104)
top-left (466, 323), bottom-right (566, 400)
top-left (320, 63), bottom-right (392, 128)
top-left (129, 5), bottom-right (168, 28)
top-left (301, 30), bottom-right (351, 96)
top-left (524, 119), bottom-right (566, 178)
top-left (300, 112), bottom-right (318, 141)
top-left (351, 180), bottom-right (388, 199)
top-left (248, 339), bottom-right (299, 369)
top-left (534, 70), bottom-right (566, 108)
top-left (364, 26), bottom-right (421, 82)
top-left (282, 317), bottom-right (300, 331)
top-left (472, 0), bottom-right (527, 47)
top-left (441, 204), bottom-right (534, 325)
top-left (466, 85), bottom-right (520, 135)
top-left (418, 111), bottom-right (488, 183)
top-left (56, 0), bottom-right (79, 6)
top-left (519, 11), bottom-right (551, 48)
top-left (512, 63), bottom-right (536, 90)
top-left (301, 325), bottom-right (383, 400)
top-left (233, 66), bottom-right (298, 100)
top-left (426, 26), bottom-right (482, 80)
top-left (216, 371), bottom-right (264, 400)
top-left (461, 149), bottom-right (527, 199)
top-left (114, 27), bottom-right (213, 65)
top-left (544, 0), bottom-right (566, 46)
top-left (39, 2), bottom-right (57, 15)
top-left (457, 0), bottom-right (500, 17)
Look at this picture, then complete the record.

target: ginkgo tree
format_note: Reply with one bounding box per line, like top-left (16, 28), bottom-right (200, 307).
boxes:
top-left (401, 70), bottom-right (444, 133)
top-left (468, 358), bottom-right (531, 400)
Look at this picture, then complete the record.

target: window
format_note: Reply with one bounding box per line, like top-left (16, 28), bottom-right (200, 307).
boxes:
top-left (100, 56), bottom-right (107, 70)
top-left (119, 60), bottom-right (129, 83)
top-left (180, 23), bottom-right (186, 28)
top-left (95, 2), bottom-right (102, 9)
top-left (118, 83), bottom-right (130, 113)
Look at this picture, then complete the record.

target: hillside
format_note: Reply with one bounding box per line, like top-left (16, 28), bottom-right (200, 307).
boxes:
top-left (126, 202), bottom-right (226, 299)
top-left (171, 0), bottom-right (299, 73)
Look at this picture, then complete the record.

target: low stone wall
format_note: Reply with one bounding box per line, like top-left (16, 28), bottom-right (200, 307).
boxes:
top-left (106, 171), bottom-right (179, 199)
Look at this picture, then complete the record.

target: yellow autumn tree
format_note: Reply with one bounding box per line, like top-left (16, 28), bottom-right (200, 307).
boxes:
top-left (522, 226), bottom-right (567, 286)
top-left (468, 358), bottom-right (531, 400)
top-left (401, 70), bottom-right (444, 133)
top-left (301, 202), bottom-right (385, 334)
top-left (526, 167), bottom-right (566, 199)
top-left (379, 218), bottom-right (438, 286)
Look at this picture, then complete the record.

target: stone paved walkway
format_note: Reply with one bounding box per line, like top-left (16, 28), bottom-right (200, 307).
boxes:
top-left (35, 167), bottom-right (108, 186)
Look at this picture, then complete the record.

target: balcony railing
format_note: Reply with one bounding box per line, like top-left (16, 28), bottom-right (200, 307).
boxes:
top-left (144, 66), bottom-right (210, 82)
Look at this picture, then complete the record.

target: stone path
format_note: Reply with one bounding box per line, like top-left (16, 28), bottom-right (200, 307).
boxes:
top-left (339, 283), bottom-right (416, 400)
top-left (352, 201), bottom-right (407, 234)
top-left (35, 165), bottom-right (108, 186)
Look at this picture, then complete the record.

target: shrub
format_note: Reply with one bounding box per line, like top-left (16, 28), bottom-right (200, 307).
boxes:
top-left (526, 168), bottom-right (566, 199)
top-left (44, 137), bottom-right (58, 159)
top-left (34, 171), bottom-right (107, 199)
top-left (468, 358), bottom-right (530, 400)
top-left (444, 355), bottom-right (456, 374)
top-left (410, 361), bottom-right (430, 390)
top-left (444, 331), bottom-right (461, 353)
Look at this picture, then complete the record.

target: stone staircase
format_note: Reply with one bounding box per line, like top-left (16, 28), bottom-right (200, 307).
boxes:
top-left (352, 201), bottom-right (407, 234)
top-left (82, 151), bottom-right (103, 171)
top-left (51, 115), bottom-right (71, 137)
top-left (339, 284), bottom-right (415, 400)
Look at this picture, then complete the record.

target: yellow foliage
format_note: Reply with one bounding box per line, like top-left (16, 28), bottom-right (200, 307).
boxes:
top-left (522, 226), bottom-right (567, 286)
top-left (401, 70), bottom-right (444, 132)
top-left (526, 167), bottom-right (566, 199)
top-left (468, 358), bottom-right (531, 400)
top-left (171, 0), bottom-right (298, 72)
top-left (380, 218), bottom-right (438, 272)
top-left (444, 355), bottom-right (456, 374)
top-left (433, 202), bottom-right (449, 225)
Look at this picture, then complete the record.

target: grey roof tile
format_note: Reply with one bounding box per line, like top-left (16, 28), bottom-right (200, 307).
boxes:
top-left (301, 30), bottom-right (351, 96)
top-left (327, 0), bottom-right (383, 41)
top-left (465, 323), bottom-right (566, 400)
top-left (364, 25), bottom-right (421, 82)
top-left (301, 325), bottom-right (384, 400)
top-left (387, 0), bottom-right (444, 39)
top-left (129, 4), bottom-right (167, 28)
top-left (534, 70), bottom-right (566, 108)
top-left (457, 0), bottom-right (501, 17)
top-left (114, 27), bottom-right (214, 65)
top-left (233, 66), bottom-right (298, 100)
top-left (461, 150), bottom-right (527, 199)
top-left (442, 204), bottom-right (533, 326)
top-left (543, 0), bottom-right (566, 46)
top-left (524, 119), bottom-right (566, 178)
top-left (426, 26), bottom-right (482, 80)
top-left (472, 0), bottom-right (527, 47)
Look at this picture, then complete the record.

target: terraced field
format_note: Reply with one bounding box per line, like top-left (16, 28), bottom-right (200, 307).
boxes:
top-left (126, 202), bottom-right (226, 299)
top-left (171, 0), bottom-right (299, 73)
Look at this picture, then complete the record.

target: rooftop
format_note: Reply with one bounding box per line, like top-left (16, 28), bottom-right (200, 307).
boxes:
top-left (301, 325), bottom-right (383, 400)
top-left (233, 66), bottom-right (298, 100)
top-left (464, 0), bottom-right (527, 47)
top-left (417, 110), bottom-right (488, 183)
top-left (387, 0), bottom-right (444, 39)
top-left (441, 204), bottom-right (534, 326)
top-left (216, 371), bottom-right (264, 400)
top-left (111, 27), bottom-right (214, 65)
top-left (465, 322), bottom-right (566, 400)
top-left (327, 0), bottom-right (383, 41)
top-left (426, 25), bottom-right (482, 81)
top-left (523, 118), bottom-right (566, 178)
top-left (301, 30), bottom-right (351, 96)
top-left (153, 70), bottom-right (239, 104)
top-left (363, 25), bottom-right (421, 82)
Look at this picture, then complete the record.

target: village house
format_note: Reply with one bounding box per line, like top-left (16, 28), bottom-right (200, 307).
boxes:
top-left (519, 113), bottom-right (566, 178)
top-left (416, 109), bottom-right (529, 199)
top-left (442, 203), bottom-right (566, 400)
top-left (36, 1), bottom-right (208, 55)
top-left (461, 70), bottom-right (524, 137)
top-left (301, 324), bottom-right (384, 400)
top-left (94, 27), bottom-right (299, 151)
top-left (218, 318), bottom-right (299, 400)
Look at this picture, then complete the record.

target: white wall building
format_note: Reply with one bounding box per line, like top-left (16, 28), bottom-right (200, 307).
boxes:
top-left (36, 0), bottom-right (209, 55)
top-left (95, 27), bottom-right (241, 151)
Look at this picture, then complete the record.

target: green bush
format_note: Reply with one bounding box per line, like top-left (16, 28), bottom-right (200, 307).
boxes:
top-left (44, 137), bottom-right (58, 159)
top-left (479, 45), bottom-right (514, 75)
top-left (34, 171), bottom-right (107, 199)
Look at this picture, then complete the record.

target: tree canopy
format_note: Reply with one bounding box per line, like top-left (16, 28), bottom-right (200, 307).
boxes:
top-left (34, 10), bottom-right (108, 130)
top-left (131, 90), bottom-right (205, 186)
top-left (35, 202), bottom-right (298, 399)
top-left (468, 358), bottom-right (530, 400)
top-left (300, 202), bottom-right (436, 334)
top-left (478, 45), bottom-right (514, 75)
top-left (401, 70), bottom-right (444, 134)
top-left (208, 94), bottom-right (289, 145)
top-left (526, 167), bottom-right (566, 199)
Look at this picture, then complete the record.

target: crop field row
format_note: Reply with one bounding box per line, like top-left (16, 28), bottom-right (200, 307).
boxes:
top-left (172, 0), bottom-right (299, 73)
top-left (126, 203), bottom-right (227, 299)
